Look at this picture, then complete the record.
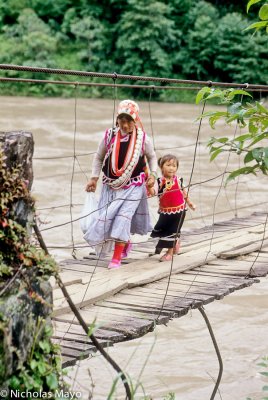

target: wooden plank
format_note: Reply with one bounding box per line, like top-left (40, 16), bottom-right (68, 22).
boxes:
top-left (53, 320), bottom-right (126, 342)
top-left (62, 356), bottom-right (77, 368)
top-left (219, 238), bottom-right (268, 259)
top-left (56, 309), bottom-right (158, 339)
top-left (53, 280), bottom-right (128, 316)
top-left (132, 284), bottom-right (227, 301)
top-left (182, 270), bottom-right (257, 289)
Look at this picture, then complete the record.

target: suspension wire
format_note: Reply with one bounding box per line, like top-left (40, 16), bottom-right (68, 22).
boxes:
top-left (148, 87), bottom-right (156, 150)
top-left (197, 125), bottom-right (207, 227)
top-left (70, 83), bottom-right (78, 259)
top-left (0, 264), bottom-right (24, 297)
top-left (207, 91), bottom-right (246, 257)
top-left (246, 211), bottom-right (268, 278)
top-left (32, 224), bottom-right (131, 399)
top-left (156, 100), bottom-right (207, 322)
top-left (39, 172), bottom-right (262, 233)
top-left (33, 142), bottom-right (206, 162)
top-left (1, 63), bottom-right (268, 90)
top-left (198, 307), bottom-right (223, 400)
top-left (69, 75), bottom-right (121, 393)
top-left (234, 150), bottom-right (241, 218)
top-left (33, 151), bottom-right (96, 160)
top-left (0, 76), bottom-right (201, 91)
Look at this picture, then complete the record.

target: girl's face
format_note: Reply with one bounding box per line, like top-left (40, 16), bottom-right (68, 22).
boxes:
top-left (118, 116), bottom-right (135, 135)
top-left (161, 159), bottom-right (178, 178)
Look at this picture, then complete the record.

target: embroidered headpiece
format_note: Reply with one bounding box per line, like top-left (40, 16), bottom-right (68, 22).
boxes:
top-left (117, 99), bottom-right (143, 129)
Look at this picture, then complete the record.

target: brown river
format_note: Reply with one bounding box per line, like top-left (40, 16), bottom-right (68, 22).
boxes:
top-left (1, 96), bottom-right (267, 399)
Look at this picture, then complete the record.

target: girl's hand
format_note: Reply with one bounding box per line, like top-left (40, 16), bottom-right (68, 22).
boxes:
top-left (189, 202), bottom-right (196, 211)
top-left (146, 175), bottom-right (155, 189)
top-left (86, 177), bottom-right (98, 192)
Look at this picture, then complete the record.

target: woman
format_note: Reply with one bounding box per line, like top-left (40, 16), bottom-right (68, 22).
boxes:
top-left (84, 99), bottom-right (157, 269)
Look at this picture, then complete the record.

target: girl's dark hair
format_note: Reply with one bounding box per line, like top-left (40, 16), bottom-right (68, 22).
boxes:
top-left (158, 154), bottom-right (179, 169)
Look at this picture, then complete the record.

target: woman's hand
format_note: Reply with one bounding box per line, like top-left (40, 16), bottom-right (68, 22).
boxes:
top-left (86, 177), bottom-right (98, 192)
top-left (146, 175), bottom-right (155, 189)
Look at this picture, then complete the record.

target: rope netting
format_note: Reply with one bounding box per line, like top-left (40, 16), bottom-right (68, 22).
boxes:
top-left (1, 63), bottom-right (268, 399)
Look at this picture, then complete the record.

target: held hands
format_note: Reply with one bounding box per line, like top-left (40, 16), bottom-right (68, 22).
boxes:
top-left (86, 177), bottom-right (98, 192)
top-left (146, 175), bottom-right (155, 189)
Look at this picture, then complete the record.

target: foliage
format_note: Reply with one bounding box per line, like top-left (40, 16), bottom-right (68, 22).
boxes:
top-left (247, 356), bottom-right (268, 400)
top-left (6, 319), bottom-right (67, 396)
top-left (213, 12), bottom-right (268, 84)
top-left (0, 148), bottom-right (58, 280)
top-left (0, 147), bottom-right (68, 396)
top-left (246, 0), bottom-right (268, 32)
top-left (3, 8), bottom-right (57, 69)
top-left (195, 0), bottom-right (268, 184)
top-left (196, 86), bottom-right (268, 183)
top-left (176, 13), bottom-right (217, 79)
top-left (1, 0), bottom-right (267, 98)
top-left (115, 0), bottom-right (177, 77)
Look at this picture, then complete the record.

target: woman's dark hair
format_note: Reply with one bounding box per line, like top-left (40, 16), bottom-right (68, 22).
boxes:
top-left (158, 154), bottom-right (179, 169)
top-left (117, 114), bottom-right (134, 122)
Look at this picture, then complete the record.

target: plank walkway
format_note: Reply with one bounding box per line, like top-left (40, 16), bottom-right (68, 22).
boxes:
top-left (51, 212), bottom-right (268, 367)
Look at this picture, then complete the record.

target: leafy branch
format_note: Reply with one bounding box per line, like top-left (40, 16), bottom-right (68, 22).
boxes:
top-left (196, 87), bottom-right (268, 184)
top-left (246, 0), bottom-right (268, 32)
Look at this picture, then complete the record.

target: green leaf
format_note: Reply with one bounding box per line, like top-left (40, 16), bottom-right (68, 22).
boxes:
top-left (252, 147), bottom-right (265, 161)
top-left (256, 102), bottom-right (268, 114)
top-left (245, 20), bottom-right (268, 30)
top-left (260, 371), bottom-right (268, 377)
top-left (196, 87), bottom-right (212, 104)
top-left (205, 90), bottom-right (225, 102)
top-left (210, 148), bottom-right (224, 161)
top-left (37, 361), bottom-right (47, 375)
top-left (217, 137), bottom-right (229, 143)
top-left (247, 0), bottom-right (262, 13)
top-left (228, 90), bottom-right (252, 100)
top-left (209, 112), bottom-right (228, 128)
top-left (30, 360), bottom-right (38, 370)
top-left (263, 385), bottom-right (268, 391)
top-left (244, 151), bottom-right (254, 163)
top-left (228, 102), bottom-right (242, 115)
top-left (46, 373), bottom-right (58, 390)
top-left (249, 118), bottom-right (260, 134)
top-left (234, 134), bottom-right (252, 142)
top-left (226, 166), bottom-right (256, 184)
top-left (259, 4), bottom-right (268, 20)
top-left (39, 340), bottom-right (51, 353)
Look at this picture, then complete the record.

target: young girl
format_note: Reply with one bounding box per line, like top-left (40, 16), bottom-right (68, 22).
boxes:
top-left (148, 154), bottom-right (196, 261)
top-left (84, 99), bottom-right (157, 269)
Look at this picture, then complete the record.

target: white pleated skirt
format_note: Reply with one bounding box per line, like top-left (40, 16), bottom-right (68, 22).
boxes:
top-left (83, 183), bottom-right (152, 255)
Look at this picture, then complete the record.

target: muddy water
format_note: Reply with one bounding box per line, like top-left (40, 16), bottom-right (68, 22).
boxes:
top-left (1, 96), bottom-right (267, 399)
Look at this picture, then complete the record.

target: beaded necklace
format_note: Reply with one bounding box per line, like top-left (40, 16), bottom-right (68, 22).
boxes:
top-left (111, 128), bottom-right (137, 177)
top-left (108, 127), bottom-right (144, 189)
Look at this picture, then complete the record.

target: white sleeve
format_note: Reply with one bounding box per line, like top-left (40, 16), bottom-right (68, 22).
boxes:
top-left (91, 137), bottom-right (106, 178)
top-left (144, 135), bottom-right (158, 174)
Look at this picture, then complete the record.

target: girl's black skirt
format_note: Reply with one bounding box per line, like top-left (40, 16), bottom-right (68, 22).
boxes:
top-left (150, 211), bottom-right (186, 249)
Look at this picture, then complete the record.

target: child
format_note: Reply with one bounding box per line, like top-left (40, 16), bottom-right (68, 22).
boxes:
top-left (84, 99), bottom-right (157, 269)
top-left (148, 154), bottom-right (196, 261)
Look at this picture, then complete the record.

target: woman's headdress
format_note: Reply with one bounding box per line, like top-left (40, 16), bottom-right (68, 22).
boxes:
top-left (117, 99), bottom-right (143, 130)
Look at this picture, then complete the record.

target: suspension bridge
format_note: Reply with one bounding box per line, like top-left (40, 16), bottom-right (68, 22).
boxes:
top-left (1, 63), bottom-right (268, 399)
top-left (51, 211), bottom-right (268, 367)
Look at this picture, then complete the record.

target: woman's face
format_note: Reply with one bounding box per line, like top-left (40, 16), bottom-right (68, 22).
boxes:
top-left (162, 159), bottom-right (178, 178)
top-left (118, 115), bottom-right (135, 134)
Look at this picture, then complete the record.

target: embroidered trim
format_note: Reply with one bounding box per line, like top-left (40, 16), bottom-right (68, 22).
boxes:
top-left (159, 203), bottom-right (185, 214)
